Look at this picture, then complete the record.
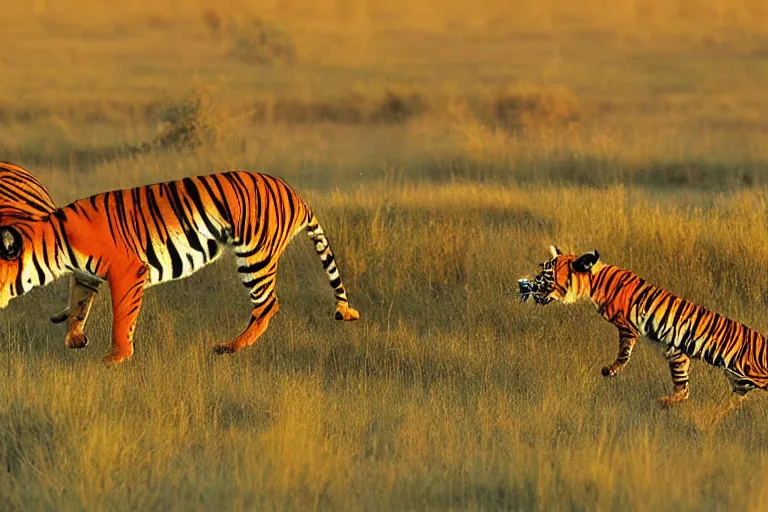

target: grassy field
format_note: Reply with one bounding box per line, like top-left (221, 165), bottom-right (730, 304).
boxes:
top-left (2, 1), bottom-right (768, 509)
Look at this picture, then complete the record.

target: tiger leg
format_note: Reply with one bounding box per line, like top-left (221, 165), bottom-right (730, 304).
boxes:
top-left (50, 273), bottom-right (102, 349)
top-left (657, 347), bottom-right (691, 406)
top-left (601, 326), bottom-right (638, 377)
top-left (104, 263), bottom-right (149, 366)
top-left (725, 370), bottom-right (756, 398)
top-left (214, 263), bottom-right (279, 355)
top-left (50, 272), bottom-right (102, 326)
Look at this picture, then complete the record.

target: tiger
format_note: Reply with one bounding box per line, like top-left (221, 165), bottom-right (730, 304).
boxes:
top-left (0, 167), bottom-right (360, 365)
top-left (519, 245), bottom-right (768, 405)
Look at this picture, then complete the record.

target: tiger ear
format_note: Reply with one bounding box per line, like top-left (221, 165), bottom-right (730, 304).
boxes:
top-left (572, 250), bottom-right (600, 273)
top-left (0, 227), bottom-right (22, 260)
top-left (549, 245), bottom-right (562, 259)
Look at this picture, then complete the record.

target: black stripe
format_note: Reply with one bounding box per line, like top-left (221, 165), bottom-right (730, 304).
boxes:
top-left (14, 259), bottom-right (24, 295)
top-left (198, 175), bottom-right (232, 226)
top-left (242, 271), bottom-right (275, 290)
top-left (207, 239), bottom-right (219, 259)
top-left (248, 298), bottom-right (275, 325)
top-left (41, 235), bottom-right (52, 273)
top-left (144, 235), bottom-right (164, 280)
top-left (182, 178), bottom-right (222, 242)
top-left (55, 220), bottom-right (80, 270)
top-left (103, 193), bottom-right (118, 242)
top-left (146, 186), bottom-right (169, 241)
top-left (234, 245), bottom-right (260, 258)
top-left (681, 307), bottom-right (709, 354)
top-left (210, 174), bottom-right (235, 228)
top-left (238, 258), bottom-right (271, 274)
top-left (167, 239), bottom-right (183, 279)
top-left (321, 253), bottom-right (335, 269)
top-left (184, 229), bottom-right (206, 255)
top-left (31, 251), bottom-right (45, 285)
top-left (223, 173), bottom-right (250, 244)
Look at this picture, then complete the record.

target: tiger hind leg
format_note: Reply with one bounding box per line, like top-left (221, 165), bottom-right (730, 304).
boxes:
top-left (700, 371), bottom-right (755, 423)
top-left (213, 298), bottom-right (279, 354)
top-left (725, 370), bottom-right (756, 399)
top-left (657, 347), bottom-right (691, 406)
top-left (214, 263), bottom-right (279, 355)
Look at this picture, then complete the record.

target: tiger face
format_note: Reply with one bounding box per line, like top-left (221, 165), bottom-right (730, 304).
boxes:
top-left (0, 225), bottom-right (24, 308)
top-left (519, 246), bottom-right (601, 305)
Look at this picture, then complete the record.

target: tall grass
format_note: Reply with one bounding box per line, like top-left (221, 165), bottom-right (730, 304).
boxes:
top-left (3, 1), bottom-right (768, 509)
top-left (4, 182), bottom-right (768, 509)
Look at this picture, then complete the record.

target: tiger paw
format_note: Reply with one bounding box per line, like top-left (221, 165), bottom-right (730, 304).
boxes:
top-left (213, 343), bottom-right (238, 355)
top-left (657, 392), bottom-right (689, 407)
top-left (601, 365), bottom-right (618, 377)
top-left (65, 331), bottom-right (88, 350)
top-left (50, 308), bottom-right (70, 324)
top-left (103, 349), bottom-right (133, 366)
top-left (334, 303), bottom-right (360, 321)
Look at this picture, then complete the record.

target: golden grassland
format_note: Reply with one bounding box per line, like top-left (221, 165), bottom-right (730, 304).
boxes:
top-left (2, 1), bottom-right (768, 509)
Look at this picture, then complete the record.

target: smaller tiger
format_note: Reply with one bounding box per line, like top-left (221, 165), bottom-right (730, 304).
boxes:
top-left (519, 245), bottom-right (768, 405)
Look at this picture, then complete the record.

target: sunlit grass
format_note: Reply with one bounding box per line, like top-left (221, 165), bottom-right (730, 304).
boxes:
top-left (3, 1), bottom-right (768, 509)
top-left (4, 181), bottom-right (768, 508)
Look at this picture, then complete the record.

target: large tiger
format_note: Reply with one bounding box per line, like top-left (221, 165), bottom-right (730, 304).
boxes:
top-left (0, 166), bottom-right (360, 365)
top-left (519, 245), bottom-right (768, 405)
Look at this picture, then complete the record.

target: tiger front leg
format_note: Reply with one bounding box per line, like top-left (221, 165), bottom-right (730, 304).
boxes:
top-left (657, 347), bottom-right (691, 406)
top-left (50, 273), bottom-right (102, 349)
top-left (104, 263), bottom-right (149, 366)
top-left (601, 325), bottom-right (638, 377)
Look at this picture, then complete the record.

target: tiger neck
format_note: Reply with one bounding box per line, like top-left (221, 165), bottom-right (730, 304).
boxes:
top-left (42, 213), bottom-right (79, 280)
top-left (562, 266), bottom-right (598, 304)
top-left (587, 263), bottom-right (620, 311)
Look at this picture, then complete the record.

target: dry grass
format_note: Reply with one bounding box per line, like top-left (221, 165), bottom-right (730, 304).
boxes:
top-left (5, 183), bottom-right (768, 509)
top-left (6, 0), bottom-right (768, 38)
top-left (2, 1), bottom-right (768, 510)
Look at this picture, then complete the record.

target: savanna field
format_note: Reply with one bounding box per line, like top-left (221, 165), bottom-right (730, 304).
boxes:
top-left (2, 0), bottom-right (768, 509)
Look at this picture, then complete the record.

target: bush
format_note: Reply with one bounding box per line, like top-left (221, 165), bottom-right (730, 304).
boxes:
top-left (153, 92), bottom-right (217, 151)
top-left (372, 89), bottom-right (429, 123)
top-left (489, 85), bottom-right (580, 131)
top-left (228, 18), bottom-right (296, 66)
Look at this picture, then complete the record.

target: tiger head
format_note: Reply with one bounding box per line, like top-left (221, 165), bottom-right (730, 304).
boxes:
top-left (519, 245), bottom-right (602, 305)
